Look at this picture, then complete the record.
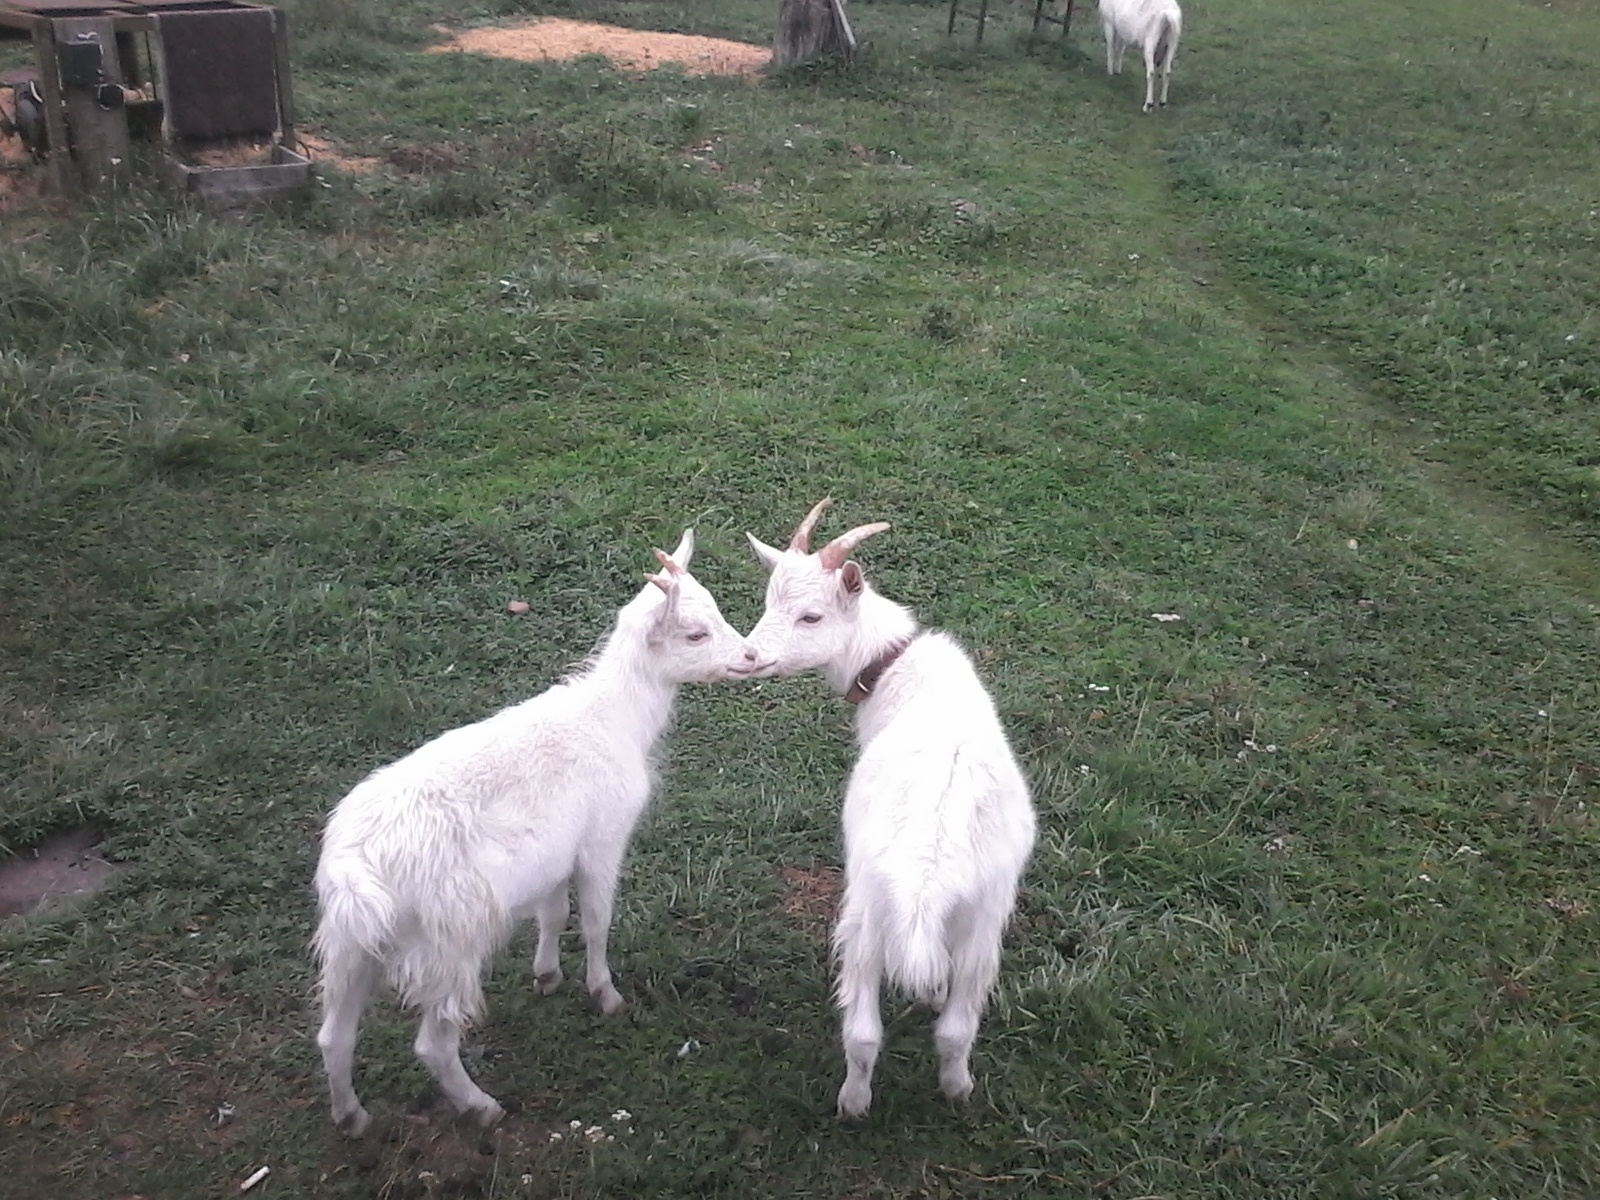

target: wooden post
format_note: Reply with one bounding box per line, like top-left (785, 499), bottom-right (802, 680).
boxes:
top-left (52, 15), bottom-right (131, 192)
top-left (1033, 0), bottom-right (1075, 39)
top-left (271, 6), bottom-right (296, 149)
top-left (29, 20), bottom-right (72, 193)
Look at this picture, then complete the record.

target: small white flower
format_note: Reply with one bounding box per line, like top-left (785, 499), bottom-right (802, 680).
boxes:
top-left (1127, 253), bottom-right (1140, 261)
top-left (1418, 873), bottom-right (1433, 883)
top-left (569, 1119), bottom-right (583, 1130)
top-left (1088, 684), bottom-right (1110, 693)
top-left (676, 1039), bottom-right (701, 1059)
top-left (1566, 334), bottom-right (1577, 342)
top-left (611, 1109), bottom-right (632, 1123)
top-left (783, 139), bottom-right (794, 148)
top-left (548, 1132), bottom-right (563, 1144)
top-left (585, 1125), bottom-right (606, 1143)
top-left (1453, 845), bottom-right (1482, 858)
top-left (1077, 764), bottom-right (1091, 776)
top-left (1151, 612), bottom-right (1182, 622)
top-left (523, 1173), bottom-right (536, 1184)
top-left (1538, 709), bottom-right (1549, 718)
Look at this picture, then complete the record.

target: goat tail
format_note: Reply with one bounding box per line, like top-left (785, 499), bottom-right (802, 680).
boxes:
top-left (314, 858), bottom-right (400, 968)
top-left (887, 897), bottom-right (953, 1006)
top-left (1156, 12), bottom-right (1181, 69)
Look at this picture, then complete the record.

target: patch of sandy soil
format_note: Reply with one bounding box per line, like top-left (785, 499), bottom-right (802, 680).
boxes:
top-left (296, 132), bottom-right (382, 174)
top-left (428, 17), bottom-right (770, 77)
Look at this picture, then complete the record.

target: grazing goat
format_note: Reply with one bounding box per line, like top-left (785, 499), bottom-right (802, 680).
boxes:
top-left (1097, 0), bottom-right (1182, 112)
top-left (313, 531), bottom-right (758, 1134)
top-left (744, 501), bottom-right (1036, 1118)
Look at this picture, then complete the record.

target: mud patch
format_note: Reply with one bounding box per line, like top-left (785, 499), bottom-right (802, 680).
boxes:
top-left (428, 18), bottom-right (770, 78)
top-left (0, 826), bottom-right (123, 918)
top-left (777, 864), bottom-right (842, 932)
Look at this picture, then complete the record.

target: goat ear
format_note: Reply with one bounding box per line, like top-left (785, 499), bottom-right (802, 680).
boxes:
top-left (746, 532), bottom-right (783, 573)
top-left (839, 560), bottom-right (866, 597)
top-left (669, 528), bottom-right (695, 571)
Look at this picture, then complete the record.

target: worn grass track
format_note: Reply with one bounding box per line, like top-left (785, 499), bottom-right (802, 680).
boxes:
top-left (2, 1), bottom-right (1598, 1196)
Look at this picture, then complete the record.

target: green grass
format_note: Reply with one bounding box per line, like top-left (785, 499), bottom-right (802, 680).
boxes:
top-left (3, 1), bottom-right (1599, 1196)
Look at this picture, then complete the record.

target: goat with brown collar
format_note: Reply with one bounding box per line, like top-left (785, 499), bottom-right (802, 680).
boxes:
top-left (743, 501), bottom-right (1037, 1118)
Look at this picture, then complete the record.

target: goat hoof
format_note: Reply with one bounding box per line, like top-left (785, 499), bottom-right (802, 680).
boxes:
top-left (592, 985), bottom-right (626, 1016)
top-left (940, 1075), bottom-right (974, 1105)
top-left (467, 1100), bottom-right (506, 1129)
top-left (333, 1106), bottom-right (373, 1138)
top-left (835, 1085), bottom-right (872, 1121)
top-left (534, 969), bottom-right (563, 995)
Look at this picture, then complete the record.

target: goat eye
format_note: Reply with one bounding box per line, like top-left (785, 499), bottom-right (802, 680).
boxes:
top-left (686, 631), bottom-right (709, 643)
top-left (799, 613), bottom-right (823, 626)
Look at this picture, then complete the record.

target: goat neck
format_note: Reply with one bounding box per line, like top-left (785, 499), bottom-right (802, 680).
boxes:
top-left (568, 592), bottom-right (681, 741)
top-left (824, 586), bottom-right (918, 699)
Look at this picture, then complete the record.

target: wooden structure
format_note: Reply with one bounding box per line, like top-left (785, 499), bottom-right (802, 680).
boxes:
top-left (946, 0), bottom-right (1075, 45)
top-left (0, 0), bottom-right (309, 202)
top-left (945, 0), bottom-right (993, 44)
top-left (1031, 0), bottom-right (1074, 41)
top-left (773, 0), bottom-right (856, 69)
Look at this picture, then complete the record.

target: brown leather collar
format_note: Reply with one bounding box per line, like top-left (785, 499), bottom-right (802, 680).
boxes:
top-left (845, 632), bottom-right (919, 704)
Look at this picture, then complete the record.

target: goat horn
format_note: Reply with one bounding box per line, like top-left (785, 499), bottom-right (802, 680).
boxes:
top-left (789, 497), bottom-right (834, 553)
top-left (817, 522), bottom-right (890, 571)
top-left (652, 548), bottom-right (684, 575)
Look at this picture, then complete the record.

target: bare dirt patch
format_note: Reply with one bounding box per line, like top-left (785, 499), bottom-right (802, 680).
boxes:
top-left (428, 18), bottom-right (770, 78)
top-left (777, 864), bottom-right (842, 934)
top-left (297, 132), bottom-right (382, 175)
top-left (0, 826), bottom-right (122, 918)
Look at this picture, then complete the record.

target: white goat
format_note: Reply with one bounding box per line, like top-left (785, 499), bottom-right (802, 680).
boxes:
top-left (313, 530), bottom-right (757, 1134)
top-left (744, 501), bottom-right (1036, 1118)
top-left (1097, 0), bottom-right (1182, 112)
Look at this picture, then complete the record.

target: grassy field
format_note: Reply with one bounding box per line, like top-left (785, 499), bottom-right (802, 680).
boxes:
top-left (3, 0), bottom-right (1599, 1195)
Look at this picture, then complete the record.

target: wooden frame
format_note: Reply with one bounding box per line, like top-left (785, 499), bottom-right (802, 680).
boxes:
top-left (0, 0), bottom-right (308, 201)
top-left (946, 0), bottom-right (991, 44)
top-left (1032, 0), bottom-right (1074, 40)
top-left (946, 0), bottom-right (1075, 47)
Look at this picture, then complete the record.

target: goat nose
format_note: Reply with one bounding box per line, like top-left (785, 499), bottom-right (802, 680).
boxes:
top-left (743, 646), bottom-right (758, 661)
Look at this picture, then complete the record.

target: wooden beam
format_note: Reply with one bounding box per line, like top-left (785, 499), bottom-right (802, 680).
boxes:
top-left (271, 5), bottom-right (296, 148)
top-left (53, 15), bottom-right (131, 192)
top-left (28, 18), bottom-right (72, 193)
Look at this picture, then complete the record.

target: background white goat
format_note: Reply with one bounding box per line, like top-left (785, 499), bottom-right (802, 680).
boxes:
top-left (1097, 0), bottom-right (1182, 112)
top-left (313, 530), bottom-right (757, 1134)
top-left (744, 501), bottom-right (1037, 1118)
